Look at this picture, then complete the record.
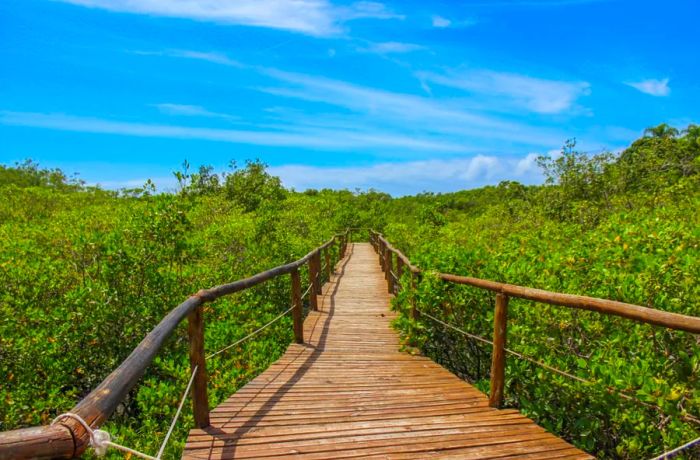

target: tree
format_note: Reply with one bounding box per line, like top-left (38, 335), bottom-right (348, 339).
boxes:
top-left (224, 160), bottom-right (287, 212)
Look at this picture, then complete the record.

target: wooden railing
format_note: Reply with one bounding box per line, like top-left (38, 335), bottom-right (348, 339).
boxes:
top-left (0, 231), bottom-right (350, 459)
top-left (368, 230), bottom-right (700, 409)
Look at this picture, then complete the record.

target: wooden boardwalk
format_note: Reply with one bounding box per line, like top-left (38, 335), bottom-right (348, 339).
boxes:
top-left (184, 243), bottom-right (591, 459)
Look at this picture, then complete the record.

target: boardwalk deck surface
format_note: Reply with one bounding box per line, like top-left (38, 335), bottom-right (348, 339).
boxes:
top-left (184, 243), bottom-right (591, 459)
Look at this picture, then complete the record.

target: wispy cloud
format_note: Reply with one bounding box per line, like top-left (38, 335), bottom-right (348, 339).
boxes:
top-left (270, 154), bottom-right (544, 195)
top-left (133, 49), bottom-right (572, 148)
top-left (57, 0), bottom-right (400, 36)
top-left (459, 0), bottom-right (611, 6)
top-left (432, 15), bottom-right (452, 28)
top-left (359, 41), bottom-right (426, 54)
top-left (418, 69), bottom-right (591, 114)
top-left (262, 69), bottom-right (536, 133)
top-left (625, 78), bottom-right (670, 97)
top-left (130, 49), bottom-right (244, 67)
top-left (152, 103), bottom-right (239, 121)
top-left (0, 111), bottom-right (466, 152)
top-left (431, 15), bottom-right (476, 28)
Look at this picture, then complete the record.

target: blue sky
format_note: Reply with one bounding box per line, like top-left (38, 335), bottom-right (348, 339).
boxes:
top-left (1, 0), bottom-right (698, 195)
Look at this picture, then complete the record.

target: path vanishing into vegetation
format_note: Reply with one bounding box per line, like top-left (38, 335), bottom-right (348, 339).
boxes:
top-left (183, 243), bottom-right (591, 459)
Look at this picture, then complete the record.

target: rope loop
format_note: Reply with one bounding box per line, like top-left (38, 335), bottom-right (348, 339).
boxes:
top-left (51, 412), bottom-right (157, 459)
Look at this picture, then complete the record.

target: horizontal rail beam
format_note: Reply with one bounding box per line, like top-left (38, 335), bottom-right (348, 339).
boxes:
top-left (370, 230), bottom-right (700, 334)
top-left (437, 273), bottom-right (700, 334)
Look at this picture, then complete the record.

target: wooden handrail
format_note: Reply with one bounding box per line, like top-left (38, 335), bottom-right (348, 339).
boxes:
top-left (369, 229), bottom-right (700, 409)
top-left (369, 230), bottom-right (700, 334)
top-left (0, 230), bottom-right (350, 460)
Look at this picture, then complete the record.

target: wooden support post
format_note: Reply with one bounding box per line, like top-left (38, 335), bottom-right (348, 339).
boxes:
top-left (379, 241), bottom-right (385, 270)
top-left (378, 241), bottom-right (386, 271)
top-left (410, 271), bottom-right (420, 320)
top-left (187, 305), bottom-right (210, 428)
top-left (325, 247), bottom-right (331, 279)
top-left (489, 293), bottom-right (509, 408)
top-left (385, 250), bottom-right (394, 294)
top-left (313, 251), bottom-right (322, 299)
top-left (291, 268), bottom-right (304, 344)
top-left (309, 254), bottom-right (319, 311)
top-left (396, 256), bottom-right (404, 293)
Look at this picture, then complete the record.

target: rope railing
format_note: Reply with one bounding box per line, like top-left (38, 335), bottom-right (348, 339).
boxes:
top-left (369, 229), bottom-right (700, 459)
top-left (0, 229), bottom-right (352, 459)
top-left (206, 305), bottom-right (296, 360)
top-left (650, 436), bottom-right (700, 459)
top-left (417, 308), bottom-right (700, 426)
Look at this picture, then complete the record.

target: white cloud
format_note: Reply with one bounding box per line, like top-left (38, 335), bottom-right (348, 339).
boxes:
top-left (57, 0), bottom-right (400, 36)
top-left (0, 111), bottom-right (466, 152)
top-left (258, 67), bottom-right (570, 146)
top-left (270, 155), bottom-right (544, 195)
top-left (360, 41), bottom-right (426, 54)
top-left (430, 15), bottom-right (475, 28)
top-left (432, 15), bottom-right (451, 28)
top-left (152, 103), bottom-right (239, 121)
top-left (514, 152), bottom-right (540, 175)
top-left (417, 69), bottom-right (590, 114)
top-left (625, 78), bottom-right (670, 97)
top-left (130, 49), bottom-right (243, 67)
top-left (132, 48), bottom-right (579, 147)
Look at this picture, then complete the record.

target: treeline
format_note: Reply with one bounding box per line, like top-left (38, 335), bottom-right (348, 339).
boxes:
top-left (0, 123), bottom-right (698, 458)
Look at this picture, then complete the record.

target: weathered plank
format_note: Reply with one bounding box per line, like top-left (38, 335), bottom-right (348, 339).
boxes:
top-left (184, 243), bottom-right (591, 459)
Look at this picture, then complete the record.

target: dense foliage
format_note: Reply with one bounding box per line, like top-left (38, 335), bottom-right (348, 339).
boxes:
top-left (0, 160), bottom-right (381, 457)
top-left (384, 124), bottom-right (700, 458)
top-left (1, 123), bottom-right (698, 458)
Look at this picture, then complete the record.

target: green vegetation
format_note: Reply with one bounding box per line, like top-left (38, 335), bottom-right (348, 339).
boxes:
top-left (1, 124), bottom-right (698, 458)
top-left (386, 124), bottom-right (700, 458)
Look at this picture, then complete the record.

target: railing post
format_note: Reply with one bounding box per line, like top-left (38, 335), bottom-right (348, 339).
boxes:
top-left (385, 249), bottom-right (394, 294)
top-left (291, 268), bottom-right (304, 344)
top-left (410, 270), bottom-right (420, 320)
top-left (395, 256), bottom-right (404, 293)
top-left (187, 304), bottom-right (210, 428)
top-left (325, 247), bottom-right (331, 279)
top-left (309, 254), bottom-right (319, 311)
top-left (379, 240), bottom-right (385, 270)
top-left (489, 293), bottom-right (509, 408)
top-left (313, 251), bottom-right (322, 298)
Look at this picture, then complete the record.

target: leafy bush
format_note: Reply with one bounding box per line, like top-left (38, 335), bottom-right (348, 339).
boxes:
top-left (387, 125), bottom-right (700, 458)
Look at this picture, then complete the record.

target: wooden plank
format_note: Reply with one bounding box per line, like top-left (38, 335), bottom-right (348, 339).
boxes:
top-left (184, 243), bottom-right (592, 459)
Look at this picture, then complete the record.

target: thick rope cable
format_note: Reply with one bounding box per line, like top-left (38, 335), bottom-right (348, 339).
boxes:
top-left (52, 412), bottom-right (157, 459)
top-left (416, 308), bottom-right (700, 425)
top-left (155, 365), bottom-right (198, 459)
top-left (419, 310), bottom-right (493, 347)
top-left (206, 305), bottom-right (294, 360)
top-left (650, 436), bottom-right (700, 459)
top-left (51, 365), bottom-right (199, 459)
top-left (301, 283), bottom-right (313, 299)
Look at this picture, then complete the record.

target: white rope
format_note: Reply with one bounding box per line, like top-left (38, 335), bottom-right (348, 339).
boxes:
top-left (156, 365), bottom-right (198, 459)
top-left (418, 309), bottom-right (700, 425)
top-left (206, 305), bottom-right (295, 360)
top-left (650, 436), bottom-right (700, 459)
top-left (51, 413), bottom-right (157, 460)
top-left (301, 283), bottom-right (313, 299)
top-left (52, 365), bottom-right (199, 459)
top-left (418, 310), bottom-right (493, 347)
